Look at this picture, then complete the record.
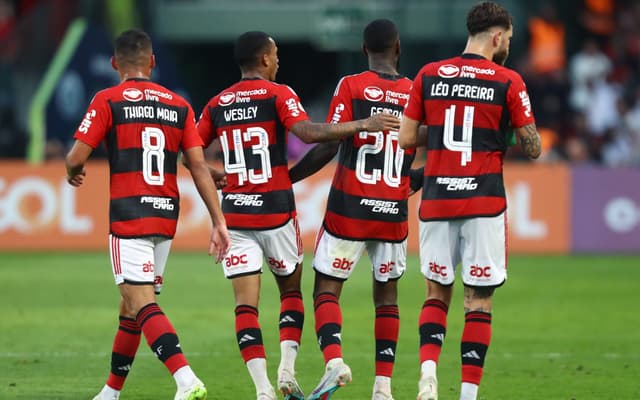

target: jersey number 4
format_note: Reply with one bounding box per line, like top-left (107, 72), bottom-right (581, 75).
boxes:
top-left (443, 105), bottom-right (474, 166)
top-left (220, 127), bottom-right (272, 185)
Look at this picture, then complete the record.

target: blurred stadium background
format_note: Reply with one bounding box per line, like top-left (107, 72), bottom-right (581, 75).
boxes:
top-left (0, 0), bottom-right (639, 399)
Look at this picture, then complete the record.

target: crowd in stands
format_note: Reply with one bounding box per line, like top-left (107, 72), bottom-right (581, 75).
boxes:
top-left (510, 0), bottom-right (640, 166)
top-left (1, 0), bottom-right (639, 166)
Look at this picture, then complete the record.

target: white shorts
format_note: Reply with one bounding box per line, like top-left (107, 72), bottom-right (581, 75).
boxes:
top-left (109, 234), bottom-right (171, 294)
top-left (313, 227), bottom-right (406, 282)
top-left (419, 212), bottom-right (507, 287)
top-left (222, 218), bottom-right (303, 279)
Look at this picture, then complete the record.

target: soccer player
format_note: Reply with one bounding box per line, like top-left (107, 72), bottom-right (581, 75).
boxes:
top-left (65, 29), bottom-right (230, 400)
top-left (398, 2), bottom-right (542, 400)
top-left (195, 31), bottom-right (400, 400)
top-left (289, 19), bottom-right (414, 400)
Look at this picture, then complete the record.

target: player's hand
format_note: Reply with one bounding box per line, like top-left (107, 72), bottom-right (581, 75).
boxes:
top-left (364, 113), bottom-right (401, 132)
top-left (210, 168), bottom-right (227, 189)
top-left (208, 223), bottom-right (231, 263)
top-left (409, 167), bottom-right (424, 196)
top-left (66, 170), bottom-right (86, 187)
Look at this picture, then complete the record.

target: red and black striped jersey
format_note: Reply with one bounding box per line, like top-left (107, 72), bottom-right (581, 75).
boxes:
top-left (404, 54), bottom-right (536, 220)
top-left (197, 78), bottom-right (310, 230)
top-left (73, 78), bottom-right (203, 238)
top-left (323, 71), bottom-right (415, 242)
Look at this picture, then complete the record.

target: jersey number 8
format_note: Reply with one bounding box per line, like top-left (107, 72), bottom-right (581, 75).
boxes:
top-left (141, 127), bottom-right (165, 186)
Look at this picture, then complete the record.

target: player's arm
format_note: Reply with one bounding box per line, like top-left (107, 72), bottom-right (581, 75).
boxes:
top-left (289, 113), bottom-right (400, 144)
top-left (398, 115), bottom-right (421, 149)
top-left (65, 141), bottom-right (93, 187)
top-left (183, 145), bottom-right (230, 262)
top-left (515, 123), bottom-right (541, 159)
top-left (181, 148), bottom-right (227, 189)
top-left (289, 140), bottom-right (340, 183)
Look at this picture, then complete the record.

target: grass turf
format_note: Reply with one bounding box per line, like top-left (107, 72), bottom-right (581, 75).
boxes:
top-left (1, 252), bottom-right (639, 399)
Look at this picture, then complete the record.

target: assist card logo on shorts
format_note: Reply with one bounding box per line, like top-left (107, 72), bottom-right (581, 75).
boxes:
top-left (437, 64), bottom-right (460, 78)
top-left (364, 86), bottom-right (384, 102)
top-left (219, 92), bottom-right (236, 106)
top-left (123, 88), bottom-right (143, 102)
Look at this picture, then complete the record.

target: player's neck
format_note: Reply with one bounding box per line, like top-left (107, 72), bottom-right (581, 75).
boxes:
top-left (462, 38), bottom-right (493, 61)
top-left (120, 70), bottom-right (151, 81)
top-left (241, 71), bottom-right (269, 80)
top-left (368, 59), bottom-right (398, 76)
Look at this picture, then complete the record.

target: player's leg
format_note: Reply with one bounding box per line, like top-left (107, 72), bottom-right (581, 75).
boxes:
top-left (263, 218), bottom-right (305, 399)
top-left (417, 220), bottom-right (460, 400)
top-left (457, 213), bottom-right (507, 400)
top-left (225, 229), bottom-right (275, 399)
top-left (368, 240), bottom-right (405, 400)
top-left (308, 228), bottom-right (362, 399)
top-left (93, 236), bottom-right (144, 400)
top-left (114, 237), bottom-right (205, 400)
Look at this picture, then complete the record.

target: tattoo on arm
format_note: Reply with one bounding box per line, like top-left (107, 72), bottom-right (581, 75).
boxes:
top-left (518, 123), bottom-right (541, 159)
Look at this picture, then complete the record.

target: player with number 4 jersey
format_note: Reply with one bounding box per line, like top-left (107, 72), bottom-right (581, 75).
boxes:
top-left (399, 3), bottom-right (541, 400)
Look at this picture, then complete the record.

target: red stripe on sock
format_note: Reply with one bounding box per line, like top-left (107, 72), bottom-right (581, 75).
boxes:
top-left (419, 299), bottom-right (449, 364)
top-left (314, 292), bottom-right (342, 363)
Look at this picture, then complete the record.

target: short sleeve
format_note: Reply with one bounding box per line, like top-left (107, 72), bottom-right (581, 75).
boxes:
top-left (73, 91), bottom-right (112, 148)
top-left (275, 85), bottom-right (310, 130)
top-left (325, 77), bottom-right (354, 124)
top-left (181, 105), bottom-right (204, 150)
top-left (196, 101), bottom-right (216, 147)
top-left (506, 72), bottom-right (536, 128)
top-left (403, 68), bottom-right (426, 122)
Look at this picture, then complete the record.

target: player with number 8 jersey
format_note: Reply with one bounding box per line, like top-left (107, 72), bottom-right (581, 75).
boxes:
top-left (66, 29), bottom-right (229, 400)
top-left (73, 78), bottom-right (203, 238)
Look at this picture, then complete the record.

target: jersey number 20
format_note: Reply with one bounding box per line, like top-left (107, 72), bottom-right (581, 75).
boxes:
top-left (356, 130), bottom-right (404, 187)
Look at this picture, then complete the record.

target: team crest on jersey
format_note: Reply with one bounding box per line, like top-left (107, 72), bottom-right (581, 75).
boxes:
top-left (364, 86), bottom-right (384, 102)
top-left (437, 64), bottom-right (460, 78)
top-left (219, 92), bottom-right (236, 106)
top-left (123, 88), bottom-right (143, 102)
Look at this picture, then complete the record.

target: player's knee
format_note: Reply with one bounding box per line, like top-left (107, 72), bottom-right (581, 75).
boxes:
top-left (465, 284), bottom-right (496, 299)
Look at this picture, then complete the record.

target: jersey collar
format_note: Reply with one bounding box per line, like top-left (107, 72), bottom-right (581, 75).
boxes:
top-left (460, 53), bottom-right (488, 60)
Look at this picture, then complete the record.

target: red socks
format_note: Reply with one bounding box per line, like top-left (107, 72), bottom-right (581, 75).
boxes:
top-left (375, 305), bottom-right (399, 377)
top-left (461, 311), bottom-right (492, 385)
top-left (137, 303), bottom-right (188, 374)
top-left (235, 305), bottom-right (265, 362)
top-left (314, 292), bottom-right (342, 363)
top-left (279, 291), bottom-right (304, 343)
top-left (106, 316), bottom-right (141, 390)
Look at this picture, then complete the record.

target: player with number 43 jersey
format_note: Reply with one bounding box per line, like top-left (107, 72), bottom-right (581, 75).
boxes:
top-left (195, 31), bottom-right (399, 400)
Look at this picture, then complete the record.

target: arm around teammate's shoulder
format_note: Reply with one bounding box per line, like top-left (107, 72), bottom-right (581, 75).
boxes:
top-left (289, 112), bottom-right (400, 144)
top-left (515, 123), bottom-right (542, 159)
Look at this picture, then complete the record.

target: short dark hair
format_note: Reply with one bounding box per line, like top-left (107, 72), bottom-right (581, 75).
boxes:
top-left (234, 31), bottom-right (273, 69)
top-left (466, 1), bottom-right (512, 36)
top-left (363, 19), bottom-right (399, 53)
top-left (114, 29), bottom-right (152, 66)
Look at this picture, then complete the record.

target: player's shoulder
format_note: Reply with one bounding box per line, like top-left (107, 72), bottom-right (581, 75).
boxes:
top-left (270, 80), bottom-right (300, 98)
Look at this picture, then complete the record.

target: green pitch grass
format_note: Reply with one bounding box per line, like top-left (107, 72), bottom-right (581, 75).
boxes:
top-left (1, 252), bottom-right (639, 399)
